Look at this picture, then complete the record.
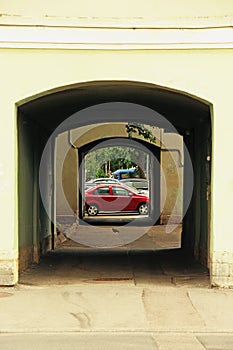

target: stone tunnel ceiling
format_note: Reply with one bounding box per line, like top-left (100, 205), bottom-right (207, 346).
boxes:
top-left (19, 81), bottom-right (210, 134)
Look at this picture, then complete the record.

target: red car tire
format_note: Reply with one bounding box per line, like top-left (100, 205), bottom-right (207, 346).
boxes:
top-left (87, 204), bottom-right (99, 216)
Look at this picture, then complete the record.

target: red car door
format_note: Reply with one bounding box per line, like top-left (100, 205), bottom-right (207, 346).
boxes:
top-left (110, 186), bottom-right (134, 211)
top-left (92, 186), bottom-right (114, 211)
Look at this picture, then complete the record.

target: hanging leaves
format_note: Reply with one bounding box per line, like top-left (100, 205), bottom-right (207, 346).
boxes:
top-left (125, 123), bottom-right (156, 144)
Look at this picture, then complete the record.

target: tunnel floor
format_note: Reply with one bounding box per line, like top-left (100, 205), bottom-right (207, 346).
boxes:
top-left (19, 225), bottom-right (210, 288)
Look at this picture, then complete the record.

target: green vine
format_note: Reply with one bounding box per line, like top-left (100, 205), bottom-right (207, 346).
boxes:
top-left (125, 123), bottom-right (156, 144)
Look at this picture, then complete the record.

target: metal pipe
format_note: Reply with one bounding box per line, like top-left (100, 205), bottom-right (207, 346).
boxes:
top-left (68, 129), bottom-right (78, 149)
top-left (162, 148), bottom-right (184, 167)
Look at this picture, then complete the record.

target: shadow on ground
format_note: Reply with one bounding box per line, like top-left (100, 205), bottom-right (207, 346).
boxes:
top-left (19, 245), bottom-right (210, 288)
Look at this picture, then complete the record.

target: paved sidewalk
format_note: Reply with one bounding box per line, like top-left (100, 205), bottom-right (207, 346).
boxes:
top-left (0, 283), bottom-right (233, 349)
top-left (0, 247), bottom-right (233, 349)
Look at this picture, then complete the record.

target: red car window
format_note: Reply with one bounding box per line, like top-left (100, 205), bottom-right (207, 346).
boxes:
top-left (112, 187), bottom-right (129, 196)
top-left (93, 187), bottom-right (110, 195)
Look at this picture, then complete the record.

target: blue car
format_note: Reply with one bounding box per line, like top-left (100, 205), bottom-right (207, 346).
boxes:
top-left (112, 169), bottom-right (136, 180)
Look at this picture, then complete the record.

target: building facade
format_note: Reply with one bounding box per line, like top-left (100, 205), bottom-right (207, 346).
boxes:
top-left (0, 1), bottom-right (233, 286)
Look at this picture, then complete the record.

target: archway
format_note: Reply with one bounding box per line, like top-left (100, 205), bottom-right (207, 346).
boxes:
top-left (77, 136), bottom-right (161, 223)
top-left (17, 80), bottom-right (211, 275)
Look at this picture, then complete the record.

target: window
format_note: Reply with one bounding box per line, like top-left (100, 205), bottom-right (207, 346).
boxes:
top-left (94, 187), bottom-right (110, 195)
top-left (112, 187), bottom-right (129, 196)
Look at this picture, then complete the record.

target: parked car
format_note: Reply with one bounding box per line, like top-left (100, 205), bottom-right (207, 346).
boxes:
top-left (85, 178), bottom-right (120, 191)
top-left (120, 178), bottom-right (149, 195)
top-left (85, 184), bottom-right (149, 216)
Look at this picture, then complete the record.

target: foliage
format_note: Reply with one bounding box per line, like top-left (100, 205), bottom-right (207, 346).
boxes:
top-left (85, 123), bottom-right (155, 180)
top-left (85, 146), bottom-right (147, 180)
top-left (125, 123), bottom-right (156, 144)
top-left (95, 167), bottom-right (107, 178)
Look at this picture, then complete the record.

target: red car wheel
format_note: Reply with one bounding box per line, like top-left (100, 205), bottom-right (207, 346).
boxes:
top-left (138, 203), bottom-right (148, 215)
top-left (87, 204), bottom-right (99, 216)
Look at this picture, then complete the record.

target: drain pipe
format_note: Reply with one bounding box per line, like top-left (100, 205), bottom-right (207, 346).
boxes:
top-left (67, 130), bottom-right (81, 221)
top-left (162, 148), bottom-right (184, 167)
top-left (68, 129), bottom-right (78, 149)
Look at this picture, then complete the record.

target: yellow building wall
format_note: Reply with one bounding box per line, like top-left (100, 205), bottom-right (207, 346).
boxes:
top-left (0, 45), bottom-right (233, 285)
top-left (0, 0), bottom-right (232, 22)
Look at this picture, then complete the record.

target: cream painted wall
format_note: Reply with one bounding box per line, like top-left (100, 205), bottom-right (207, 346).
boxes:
top-left (1, 0), bottom-right (232, 22)
top-left (0, 47), bottom-right (233, 284)
top-left (1, 49), bottom-right (231, 105)
top-left (71, 123), bottom-right (160, 148)
top-left (0, 103), bottom-right (17, 251)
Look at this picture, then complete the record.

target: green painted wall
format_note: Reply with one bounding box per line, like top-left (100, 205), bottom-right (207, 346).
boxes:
top-left (18, 111), bottom-right (34, 249)
top-left (18, 111), bottom-right (52, 254)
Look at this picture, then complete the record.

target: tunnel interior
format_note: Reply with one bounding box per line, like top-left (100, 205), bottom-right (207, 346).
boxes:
top-left (17, 81), bottom-right (211, 278)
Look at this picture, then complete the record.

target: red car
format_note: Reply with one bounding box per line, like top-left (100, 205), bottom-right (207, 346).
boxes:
top-left (85, 184), bottom-right (149, 216)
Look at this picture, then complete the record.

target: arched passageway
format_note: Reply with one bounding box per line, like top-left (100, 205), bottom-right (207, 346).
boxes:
top-left (77, 136), bottom-right (160, 223)
top-left (17, 81), bottom-right (211, 277)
